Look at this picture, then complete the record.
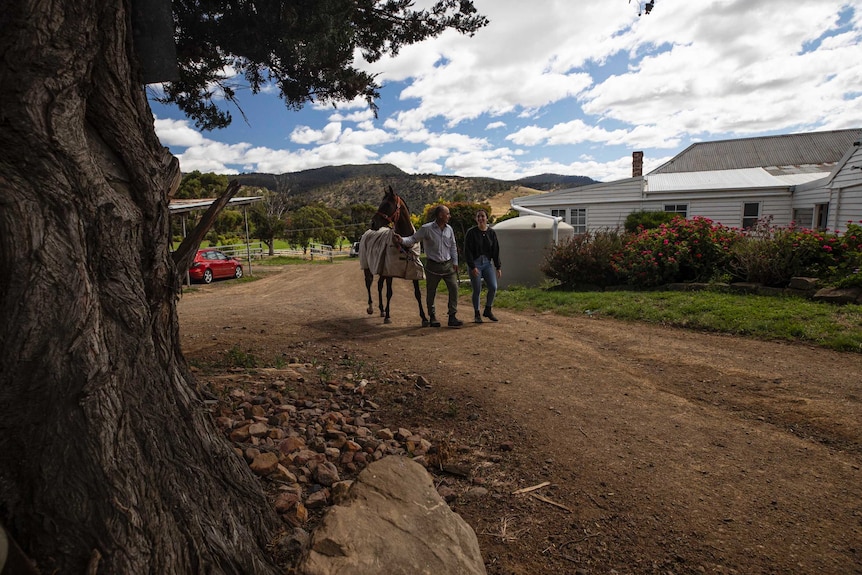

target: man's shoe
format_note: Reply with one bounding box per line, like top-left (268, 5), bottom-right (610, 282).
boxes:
top-left (448, 316), bottom-right (464, 327)
top-left (429, 316), bottom-right (441, 328)
top-left (474, 311), bottom-right (483, 323)
top-left (483, 308), bottom-right (498, 322)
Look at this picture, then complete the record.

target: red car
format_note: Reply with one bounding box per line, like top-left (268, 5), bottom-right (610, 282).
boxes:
top-left (189, 249), bottom-right (243, 284)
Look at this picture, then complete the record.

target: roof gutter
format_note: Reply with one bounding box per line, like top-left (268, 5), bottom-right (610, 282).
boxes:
top-left (510, 202), bottom-right (563, 244)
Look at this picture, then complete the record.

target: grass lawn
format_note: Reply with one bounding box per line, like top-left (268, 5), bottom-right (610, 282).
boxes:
top-left (490, 286), bottom-right (862, 353)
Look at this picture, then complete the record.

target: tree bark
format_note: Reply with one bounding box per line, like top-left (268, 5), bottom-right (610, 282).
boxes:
top-left (0, 1), bottom-right (280, 573)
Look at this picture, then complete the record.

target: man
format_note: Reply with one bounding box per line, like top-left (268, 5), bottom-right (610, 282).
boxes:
top-left (394, 205), bottom-right (462, 327)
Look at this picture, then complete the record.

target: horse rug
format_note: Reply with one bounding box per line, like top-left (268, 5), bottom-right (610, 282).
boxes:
top-left (359, 228), bottom-right (425, 280)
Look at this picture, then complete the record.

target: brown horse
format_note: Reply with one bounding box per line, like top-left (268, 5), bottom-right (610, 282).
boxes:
top-left (361, 188), bottom-right (429, 326)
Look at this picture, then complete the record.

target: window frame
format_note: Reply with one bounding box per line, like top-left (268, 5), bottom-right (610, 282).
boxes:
top-left (742, 202), bottom-right (761, 230)
top-left (815, 203), bottom-right (830, 231)
top-left (569, 208), bottom-right (587, 234)
top-left (663, 203), bottom-right (688, 218)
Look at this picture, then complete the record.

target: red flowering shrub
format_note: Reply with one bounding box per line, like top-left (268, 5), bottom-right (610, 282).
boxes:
top-left (612, 216), bottom-right (736, 286)
top-left (541, 218), bottom-right (862, 291)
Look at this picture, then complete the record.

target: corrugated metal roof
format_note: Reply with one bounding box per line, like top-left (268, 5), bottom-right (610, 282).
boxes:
top-left (645, 168), bottom-right (827, 192)
top-left (649, 129), bottom-right (862, 174)
top-left (772, 173), bottom-right (831, 186)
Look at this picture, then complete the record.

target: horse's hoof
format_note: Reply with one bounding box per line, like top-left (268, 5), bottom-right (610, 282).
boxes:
top-left (421, 319), bottom-right (429, 327)
top-left (379, 312), bottom-right (385, 318)
top-left (384, 318), bottom-right (392, 324)
top-left (367, 306), bottom-right (373, 315)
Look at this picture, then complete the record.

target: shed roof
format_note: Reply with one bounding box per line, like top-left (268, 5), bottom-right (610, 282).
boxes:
top-left (649, 129), bottom-right (862, 174)
top-left (169, 196), bottom-right (263, 215)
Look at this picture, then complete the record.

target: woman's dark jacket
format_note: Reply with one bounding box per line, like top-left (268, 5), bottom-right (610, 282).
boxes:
top-left (464, 226), bottom-right (501, 271)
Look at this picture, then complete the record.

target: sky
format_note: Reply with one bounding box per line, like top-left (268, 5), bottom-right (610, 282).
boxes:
top-left (148, 0), bottom-right (862, 183)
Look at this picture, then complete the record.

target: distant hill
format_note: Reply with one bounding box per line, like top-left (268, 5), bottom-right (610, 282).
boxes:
top-left (231, 164), bottom-right (598, 210)
top-left (233, 164), bottom-right (407, 195)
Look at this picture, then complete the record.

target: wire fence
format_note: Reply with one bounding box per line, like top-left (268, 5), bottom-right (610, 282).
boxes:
top-left (271, 243), bottom-right (337, 261)
top-left (217, 242), bottom-right (348, 261)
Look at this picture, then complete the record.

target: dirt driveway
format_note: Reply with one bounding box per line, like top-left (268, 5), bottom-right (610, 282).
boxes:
top-left (178, 261), bottom-right (862, 575)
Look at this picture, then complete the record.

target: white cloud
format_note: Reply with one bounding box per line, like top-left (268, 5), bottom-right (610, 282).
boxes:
top-left (329, 108), bottom-right (377, 123)
top-left (154, 117), bottom-right (206, 148)
top-left (152, 0), bottom-right (862, 182)
top-left (289, 122), bottom-right (342, 145)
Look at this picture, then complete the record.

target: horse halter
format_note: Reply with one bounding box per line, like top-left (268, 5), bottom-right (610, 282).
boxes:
top-left (374, 195), bottom-right (404, 228)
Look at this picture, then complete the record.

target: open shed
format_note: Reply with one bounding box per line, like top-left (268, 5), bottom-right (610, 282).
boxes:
top-left (170, 196), bottom-right (263, 281)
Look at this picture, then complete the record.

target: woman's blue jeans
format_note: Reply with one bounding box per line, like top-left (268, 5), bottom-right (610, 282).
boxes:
top-left (470, 255), bottom-right (497, 311)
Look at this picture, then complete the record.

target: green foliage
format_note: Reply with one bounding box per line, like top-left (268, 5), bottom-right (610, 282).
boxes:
top-left (343, 203), bottom-right (377, 242)
top-left (175, 171), bottom-right (229, 199)
top-left (728, 219), bottom-right (861, 286)
top-left (257, 255), bottom-right (327, 265)
top-left (613, 216), bottom-right (737, 286)
top-left (494, 209), bottom-right (520, 224)
top-left (213, 209), bottom-right (243, 234)
top-left (250, 191), bottom-right (288, 255)
top-left (224, 346), bottom-right (257, 369)
top-left (157, 2), bottom-right (488, 130)
top-left (287, 204), bottom-right (339, 248)
top-left (624, 209), bottom-right (678, 233)
top-left (450, 202), bottom-right (492, 254)
top-left (541, 230), bottom-right (628, 288)
top-left (835, 271), bottom-right (862, 288)
top-left (833, 222), bottom-right (862, 286)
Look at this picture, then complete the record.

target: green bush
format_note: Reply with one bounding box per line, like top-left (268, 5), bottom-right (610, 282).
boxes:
top-left (832, 221), bottom-right (862, 287)
top-left (729, 218), bottom-right (855, 286)
top-left (729, 234), bottom-right (792, 285)
top-left (624, 210), bottom-right (678, 233)
top-left (541, 230), bottom-right (628, 288)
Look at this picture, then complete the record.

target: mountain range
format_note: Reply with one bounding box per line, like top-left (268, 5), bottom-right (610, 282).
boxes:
top-left (231, 164), bottom-right (597, 210)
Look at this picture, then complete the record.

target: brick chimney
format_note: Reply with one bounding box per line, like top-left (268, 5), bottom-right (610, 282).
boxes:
top-left (632, 151), bottom-right (644, 177)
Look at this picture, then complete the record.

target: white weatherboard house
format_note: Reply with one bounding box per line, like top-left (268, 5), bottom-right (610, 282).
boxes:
top-left (513, 129), bottom-right (862, 234)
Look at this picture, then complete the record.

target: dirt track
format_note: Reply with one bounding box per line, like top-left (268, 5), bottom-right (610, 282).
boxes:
top-left (178, 261), bottom-right (862, 575)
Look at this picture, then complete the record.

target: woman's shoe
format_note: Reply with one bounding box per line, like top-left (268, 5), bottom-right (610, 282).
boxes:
top-left (483, 308), bottom-right (498, 322)
top-left (474, 311), bottom-right (483, 323)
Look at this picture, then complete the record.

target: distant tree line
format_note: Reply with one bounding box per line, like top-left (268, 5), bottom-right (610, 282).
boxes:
top-left (171, 171), bottom-right (381, 252)
top-left (170, 171), bottom-right (512, 259)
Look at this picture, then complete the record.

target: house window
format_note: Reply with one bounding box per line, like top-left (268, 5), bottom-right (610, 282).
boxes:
top-left (551, 209), bottom-right (566, 220)
top-left (569, 208), bottom-right (587, 234)
top-left (815, 203), bottom-right (829, 230)
top-left (663, 204), bottom-right (688, 218)
top-left (792, 208), bottom-right (814, 228)
top-left (742, 202), bottom-right (761, 229)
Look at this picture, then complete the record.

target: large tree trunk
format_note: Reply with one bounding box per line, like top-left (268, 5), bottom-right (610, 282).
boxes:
top-left (0, 1), bottom-right (280, 573)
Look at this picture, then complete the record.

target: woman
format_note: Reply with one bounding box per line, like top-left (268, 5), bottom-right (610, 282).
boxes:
top-left (463, 209), bottom-right (502, 323)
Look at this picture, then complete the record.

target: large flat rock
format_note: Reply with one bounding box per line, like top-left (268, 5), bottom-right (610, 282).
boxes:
top-left (299, 456), bottom-right (486, 575)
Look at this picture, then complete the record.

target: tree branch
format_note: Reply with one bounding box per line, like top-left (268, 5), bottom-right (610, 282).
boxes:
top-left (172, 180), bottom-right (241, 276)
